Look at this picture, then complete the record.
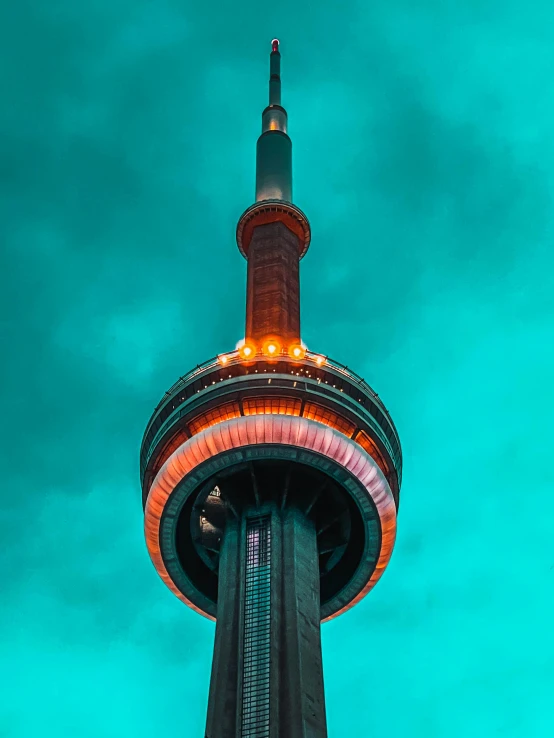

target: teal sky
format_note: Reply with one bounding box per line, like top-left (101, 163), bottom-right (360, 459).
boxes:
top-left (2, 1), bottom-right (553, 736)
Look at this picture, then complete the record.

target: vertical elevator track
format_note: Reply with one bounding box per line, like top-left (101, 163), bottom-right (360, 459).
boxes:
top-left (241, 516), bottom-right (271, 738)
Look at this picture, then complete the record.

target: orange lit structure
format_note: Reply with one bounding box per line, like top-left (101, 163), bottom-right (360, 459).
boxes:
top-left (140, 40), bottom-right (402, 738)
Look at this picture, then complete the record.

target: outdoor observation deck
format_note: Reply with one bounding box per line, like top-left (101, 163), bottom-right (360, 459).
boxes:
top-left (140, 350), bottom-right (402, 508)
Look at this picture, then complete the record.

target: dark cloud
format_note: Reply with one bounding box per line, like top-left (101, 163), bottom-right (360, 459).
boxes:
top-left (2, 1), bottom-right (554, 736)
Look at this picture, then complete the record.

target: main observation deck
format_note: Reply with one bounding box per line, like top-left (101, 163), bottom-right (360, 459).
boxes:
top-left (140, 350), bottom-right (402, 508)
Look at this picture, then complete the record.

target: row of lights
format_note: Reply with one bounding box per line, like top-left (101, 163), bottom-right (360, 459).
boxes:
top-left (218, 341), bottom-right (326, 367)
top-left (239, 339), bottom-right (305, 361)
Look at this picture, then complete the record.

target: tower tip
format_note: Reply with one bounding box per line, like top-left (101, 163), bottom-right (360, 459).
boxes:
top-left (271, 38), bottom-right (279, 52)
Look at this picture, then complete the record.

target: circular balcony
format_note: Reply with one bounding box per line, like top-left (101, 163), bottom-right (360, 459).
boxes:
top-left (140, 350), bottom-right (402, 508)
top-left (236, 200), bottom-right (311, 258)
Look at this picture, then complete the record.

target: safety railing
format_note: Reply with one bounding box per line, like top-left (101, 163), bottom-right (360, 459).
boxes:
top-left (148, 349), bottom-right (396, 434)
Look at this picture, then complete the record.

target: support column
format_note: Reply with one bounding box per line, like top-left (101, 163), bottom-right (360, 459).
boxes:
top-left (205, 514), bottom-right (242, 738)
top-left (205, 503), bottom-right (327, 738)
top-left (278, 506), bottom-right (327, 738)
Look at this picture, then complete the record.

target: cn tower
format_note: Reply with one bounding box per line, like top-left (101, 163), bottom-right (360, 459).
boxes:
top-left (140, 40), bottom-right (402, 737)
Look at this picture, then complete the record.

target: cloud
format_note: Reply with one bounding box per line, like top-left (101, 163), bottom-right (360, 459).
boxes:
top-left (2, 0), bottom-right (554, 736)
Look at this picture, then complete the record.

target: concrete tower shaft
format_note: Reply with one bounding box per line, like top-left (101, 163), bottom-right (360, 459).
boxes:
top-left (205, 506), bottom-right (327, 737)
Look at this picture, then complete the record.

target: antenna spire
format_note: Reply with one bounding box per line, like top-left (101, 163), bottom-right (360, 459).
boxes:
top-left (269, 39), bottom-right (281, 106)
top-left (252, 39), bottom-right (290, 202)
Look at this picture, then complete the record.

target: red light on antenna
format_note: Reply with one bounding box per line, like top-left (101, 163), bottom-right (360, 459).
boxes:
top-left (272, 39), bottom-right (279, 52)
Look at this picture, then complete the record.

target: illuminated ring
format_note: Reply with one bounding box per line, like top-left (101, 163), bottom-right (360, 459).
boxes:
top-left (144, 415), bottom-right (396, 621)
top-left (236, 200), bottom-right (311, 259)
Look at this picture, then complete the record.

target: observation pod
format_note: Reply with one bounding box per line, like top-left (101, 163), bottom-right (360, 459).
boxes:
top-left (141, 352), bottom-right (402, 622)
top-left (140, 39), bottom-right (402, 738)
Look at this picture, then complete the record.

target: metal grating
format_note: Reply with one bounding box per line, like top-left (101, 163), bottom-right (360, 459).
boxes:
top-left (241, 516), bottom-right (271, 738)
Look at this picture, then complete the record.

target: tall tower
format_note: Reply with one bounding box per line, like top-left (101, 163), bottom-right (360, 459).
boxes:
top-left (140, 40), bottom-right (402, 738)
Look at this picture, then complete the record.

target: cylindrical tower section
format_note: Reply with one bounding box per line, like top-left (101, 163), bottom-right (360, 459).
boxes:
top-left (256, 130), bottom-right (292, 202)
top-left (245, 220), bottom-right (301, 343)
top-left (262, 106), bottom-right (288, 134)
top-left (256, 38), bottom-right (292, 203)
